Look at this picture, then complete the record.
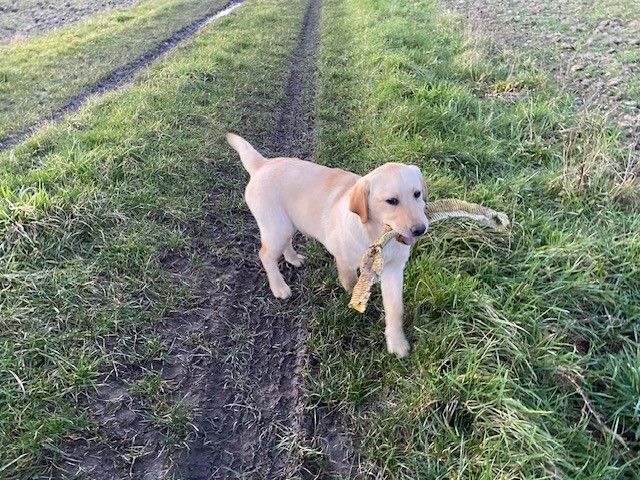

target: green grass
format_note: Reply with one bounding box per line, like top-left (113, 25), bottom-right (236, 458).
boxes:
top-left (0, 0), bottom-right (229, 140)
top-left (0, 0), bottom-right (306, 476)
top-left (0, 0), bottom-right (133, 38)
top-left (589, 0), bottom-right (640, 22)
top-left (2, 0), bottom-right (639, 478)
top-left (305, 0), bottom-right (640, 478)
top-left (586, 0), bottom-right (640, 104)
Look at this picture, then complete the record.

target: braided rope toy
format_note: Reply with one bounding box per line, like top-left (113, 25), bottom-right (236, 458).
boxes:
top-left (348, 199), bottom-right (510, 313)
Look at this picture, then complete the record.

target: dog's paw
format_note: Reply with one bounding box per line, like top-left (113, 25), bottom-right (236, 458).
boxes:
top-left (285, 253), bottom-right (306, 268)
top-left (386, 332), bottom-right (410, 358)
top-left (270, 282), bottom-right (292, 300)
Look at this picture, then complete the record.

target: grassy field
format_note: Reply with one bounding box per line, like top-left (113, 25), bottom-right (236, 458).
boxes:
top-left (443, 0), bottom-right (640, 148)
top-left (306, 0), bottom-right (640, 478)
top-left (0, 0), bottom-right (138, 40)
top-left (0, 0), bottom-right (228, 141)
top-left (1, 0), bottom-right (639, 478)
top-left (0, 0), bottom-right (305, 476)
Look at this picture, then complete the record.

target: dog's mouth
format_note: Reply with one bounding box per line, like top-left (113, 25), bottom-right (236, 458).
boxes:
top-left (395, 234), bottom-right (415, 246)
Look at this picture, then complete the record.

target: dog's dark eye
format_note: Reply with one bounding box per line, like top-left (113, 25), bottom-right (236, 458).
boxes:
top-left (386, 198), bottom-right (399, 206)
top-left (414, 191), bottom-right (421, 199)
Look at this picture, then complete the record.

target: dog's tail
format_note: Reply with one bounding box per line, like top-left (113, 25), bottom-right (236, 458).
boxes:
top-left (226, 132), bottom-right (266, 176)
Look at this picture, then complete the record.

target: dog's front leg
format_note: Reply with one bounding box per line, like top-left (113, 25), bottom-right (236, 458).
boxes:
top-left (336, 256), bottom-right (357, 293)
top-left (380, 263), bottom-right (410, 358)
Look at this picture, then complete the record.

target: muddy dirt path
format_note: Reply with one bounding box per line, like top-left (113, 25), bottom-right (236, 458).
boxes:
top-left (49, 1), bottom-right (320, 477)
top-left (0, 0), bottom-right (241, 152)
top-left (172, 0), bottom-right (323, 478)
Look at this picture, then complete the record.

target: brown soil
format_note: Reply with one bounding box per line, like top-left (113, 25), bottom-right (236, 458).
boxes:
top-left (444, 0), bottom-right (640, 152)
top-left (0, 0), bottom-right (140, 41)
top-left (52, 1), bottom-right (350, 478)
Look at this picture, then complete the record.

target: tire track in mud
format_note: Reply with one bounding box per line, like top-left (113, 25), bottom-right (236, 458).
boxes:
top-left (266, 0), bottom-right (320, 160)
top-left (54, 1), bottom-right (355, 476)
top-left (172, 0), bottom-right (324, 478)
top-left (0, 0), bottom-right (242, 152)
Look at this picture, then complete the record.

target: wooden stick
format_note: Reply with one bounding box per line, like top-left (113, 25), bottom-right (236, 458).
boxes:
top-left (557, 371), bottom-right (630, 452)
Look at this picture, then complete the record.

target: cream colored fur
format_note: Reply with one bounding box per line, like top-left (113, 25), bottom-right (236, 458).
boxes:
top-left (226, 133), bottom-right (429, 357)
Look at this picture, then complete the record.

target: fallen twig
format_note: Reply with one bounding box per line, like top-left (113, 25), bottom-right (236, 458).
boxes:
top-left (557, 371), bottom-right (629, 452)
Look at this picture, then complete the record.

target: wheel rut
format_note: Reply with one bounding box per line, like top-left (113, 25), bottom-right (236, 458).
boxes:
top-left (0, 0), bottom-right (242, 152)
top-left (54, 1), bottom-right (356, 477)
top-left (173, 0), bottom-right (323, 478)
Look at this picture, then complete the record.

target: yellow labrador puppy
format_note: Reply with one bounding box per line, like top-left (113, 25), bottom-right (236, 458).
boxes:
top-left (226, 133), bottom-right (428, 357)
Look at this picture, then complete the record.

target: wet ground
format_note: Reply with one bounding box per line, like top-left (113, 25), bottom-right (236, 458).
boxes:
top-left (55, 0), bottom-right (333, 477)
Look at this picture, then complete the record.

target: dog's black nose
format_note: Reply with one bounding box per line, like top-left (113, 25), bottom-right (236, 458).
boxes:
top-left (411, 224), bottom-right (427, 237)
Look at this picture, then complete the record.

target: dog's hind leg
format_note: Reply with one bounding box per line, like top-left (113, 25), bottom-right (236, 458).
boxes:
top-left (283, 238), bottom-right (306, 267)
top-left (259, 239), bottom-right (292, 299)
top-left (253, 212), bottom-right (294, 299)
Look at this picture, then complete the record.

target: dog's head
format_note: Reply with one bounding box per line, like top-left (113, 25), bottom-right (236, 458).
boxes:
top-left (349, 163), bottom-right (429, 246)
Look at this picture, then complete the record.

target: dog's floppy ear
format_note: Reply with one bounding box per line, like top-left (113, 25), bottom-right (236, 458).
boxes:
top-left (349, 178), bottom-right (369, 223)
